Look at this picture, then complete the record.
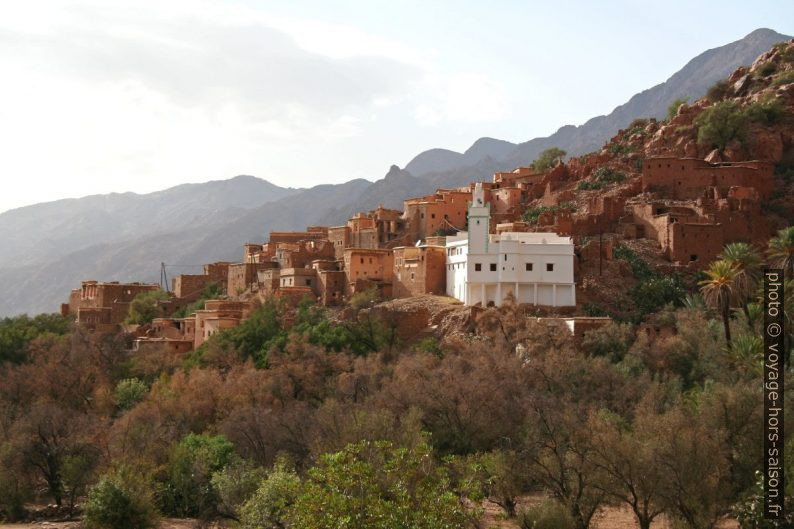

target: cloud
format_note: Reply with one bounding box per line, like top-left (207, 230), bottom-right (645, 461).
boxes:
top-left (0, 1), bottom-right (513, 212)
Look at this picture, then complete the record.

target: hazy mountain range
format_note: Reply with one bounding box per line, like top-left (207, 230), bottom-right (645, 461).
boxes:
top-left (0, 28), bottom-right (789, 316)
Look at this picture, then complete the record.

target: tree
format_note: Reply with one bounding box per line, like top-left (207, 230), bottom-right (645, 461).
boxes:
top-left (666, 98), bottom-right (687, 120)
top-left (238, 458), bottom-right (302, 529)
top-left (113, 378), bottom-right (148, 411)
top-left (158, 433), bottom-right (237, 517)
top-left (694, 100), bottom-right (748, 150)
top-left (211, 459), bottom-right (267, 521)
top-left (523, 399), bottom-right (607, 529)
top-left (531, 148), bottom-right (566, 172)
top-left (768, 226), bottom-right (794, 279)
top-left (0, 313), bottom-right (71, 364)
top-left (84, 466), bottom-right (158, 529)
top-left (125, 290), bottom-right (170, 325)
top-left (590, 410), bottom-right (666, 529)
top-left (288, 440), bottom-right (468, 529)
top-left (719, 242), bottom-right (762, 323)
top-left (699, 260), bottom-right (738, 350)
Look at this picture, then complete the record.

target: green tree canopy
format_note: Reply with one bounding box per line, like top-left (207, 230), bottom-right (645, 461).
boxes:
top-left (125, 290), bottom-right (170, 325)
top-left (531, 147), bottom-right (567, 172)
top-left (289, 440), bottom-right (468, 529)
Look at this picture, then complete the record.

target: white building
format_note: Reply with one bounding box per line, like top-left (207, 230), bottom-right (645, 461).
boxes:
top-left (445, 183), bottom-right (576, 307)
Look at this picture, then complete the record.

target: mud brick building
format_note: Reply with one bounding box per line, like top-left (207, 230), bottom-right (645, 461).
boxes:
top-left (392, 244), bottom-right (447, 298)
top-left (641, 157), bottom-right (774, 200)
top-left (402, 188), bottom-right (476, 243)
top-left (63, 280), bottom-right (160, 332)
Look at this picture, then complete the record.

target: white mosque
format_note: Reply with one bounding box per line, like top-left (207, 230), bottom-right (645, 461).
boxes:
top-left (445, 183), bottom-right (576, 307)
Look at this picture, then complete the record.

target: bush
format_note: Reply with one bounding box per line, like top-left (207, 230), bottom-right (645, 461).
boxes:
top-left (531, 148), bottom-right (566, 173)
top-left (0, 313), bottom-right (72, 364)
top-left (158, 433), bottom-right (237, 517)
top-left (519, 499), bottom-right (576, 529)
top-left (667, 98), bottom-right (688, 120)
top-left (695, 100), bottom-right (748, 150)
top-left (289, 441), bottom-right (468, 529)
top-left (522, 203), bottom-right (576, 224)
top-left (744, 96), bottom-right (784, 125)
top-left (113, 378), bottom-right (148, 411)
top-left (607, 142), bottom-right (635, 156)
top-left (211, 459), bottom-right (268, 520)
top-left (772, 70), bottom-right (794, 87)
top-left (580, 322), bottom-right (636, 362)
top-left (125, 290), bottom-right (170, 325)
top-left (757, 61), bottom-right (776, 77)
top-left (706, 80), bottom-right (731, 102)
top-left (84, 467), bottom-right (157, 529)
top-left (171, 281), bottom-right (223, 318)
top-left (239, 458), bottom-right (302, 529)
top-left (592, 167), bottom-right (626, 183)
top-left (577, 180), bottom-right (604, 191)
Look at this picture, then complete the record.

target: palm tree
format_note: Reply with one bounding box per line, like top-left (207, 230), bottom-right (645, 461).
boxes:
top-left (699, 260), bottom-right (738, 350)
top-left (768, 226), bottom-right (794, 279)
top-left (719, 242), bottom-right (762, 323)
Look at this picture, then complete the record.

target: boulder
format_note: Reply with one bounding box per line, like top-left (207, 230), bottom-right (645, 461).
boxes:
top-left (705, 149), bottom-right (723, 163)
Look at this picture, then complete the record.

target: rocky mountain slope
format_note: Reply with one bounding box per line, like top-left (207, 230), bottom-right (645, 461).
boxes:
top-left (403, 28), bottom-right (790, 181)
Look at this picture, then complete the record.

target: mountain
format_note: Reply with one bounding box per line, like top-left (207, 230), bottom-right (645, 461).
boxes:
top-left (404, 137), bottom-right (517, 175)
top-left (0, 175), bottom-right (298, 269)
top-left (1, 28), bottom-right (790, 317)
top-left (403, 28), bottom-right (791, 183)
top-left (0, 179), bottom-right (371, 317)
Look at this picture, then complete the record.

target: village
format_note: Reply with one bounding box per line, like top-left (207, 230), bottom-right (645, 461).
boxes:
top-left (60, 149), bottom-right (776, 355)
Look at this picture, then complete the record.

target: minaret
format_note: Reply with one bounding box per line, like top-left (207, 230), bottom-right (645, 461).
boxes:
top-left (468, 182), bottom-right (490, 254)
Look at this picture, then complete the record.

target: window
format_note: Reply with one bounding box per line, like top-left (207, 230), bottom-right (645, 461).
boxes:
top-left (360, 257), bottom-right (364, 264)
top-left (504, 254), bottom-right (507, 261)
top-left (690, 254), bottom-right (698, 262)
top-left (546, 263), bottom-right (554, 271)
top-left (526, 263), bottom-right (533, 271)
top-left (431, 213), bottom-right (436, 219)
top-left (475, 263), bottom-right (482, 271)
top-left (305, 279), bottom-right (311, 286)
top-left (490, 263), bottom-right (496, 271)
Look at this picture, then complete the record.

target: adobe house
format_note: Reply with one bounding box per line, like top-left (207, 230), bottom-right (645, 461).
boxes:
top-left (343, 248), bottom-right (394, 298)
top-left (63, 280), bottom-right (161, 331)
top-left (402, 188), bottom-right (475, 243)
top-left (642, 156), bottom-right (774, 200)
top-left (392, 244), bottom-right (447, 298)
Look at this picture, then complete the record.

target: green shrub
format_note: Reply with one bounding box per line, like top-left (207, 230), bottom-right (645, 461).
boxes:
top-left (706, 80), bottom-right (731, 102)
top-left (125, 290), bottom-right (170, 325)
top-left (289, 441), bottom-right (468, 529)
top-left (522, 202), bottom-right (576, 224)
top-left (772, 70), bottom-right (794, 87)
top-left (757, 61), bottom-right (777, 77)
top-left (171, 281), bottom-right (223, 318)
top-left (158, 433), bottom-right (237, 517)
top-left (577, 180), bottom-right (604, 190)
top-left (667, 98), bottom-right (688, 120)
top-left (607, 142), bottom-right (635, 156)
top-left (113, 378), bottom-right (148, 411)
top-left (695, 96), bottom-right (784, 150)
top-left (531, 147), bottom-right (566, 172)
top-left (239, 458), bottom-right (302, 529)
top-left (0, 313), bottom-right (72, 364)
top-left (518, 499), bottom-right (576, 529)
top-left (694, 100), bottom-right (748, 150)
top-left (744, 96), bottom-right (784, 125)
top-left (580, 322), bottom-right (636, 362)
top-left (414, 336), bottom-right (442, 356)
top-left (592, 167), bottom-right (626, 183)
top-left (211, 459), bottom-right (268, 520)
top-left (84, 467), bottom-right (157, 529)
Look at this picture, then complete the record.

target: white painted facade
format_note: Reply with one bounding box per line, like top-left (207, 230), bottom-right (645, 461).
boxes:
top-left (445, 183), bottom-right (576, 307)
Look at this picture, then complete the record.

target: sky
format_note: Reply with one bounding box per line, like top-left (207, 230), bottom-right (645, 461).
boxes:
top-left (1, 0), bottom-right (793, 213)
